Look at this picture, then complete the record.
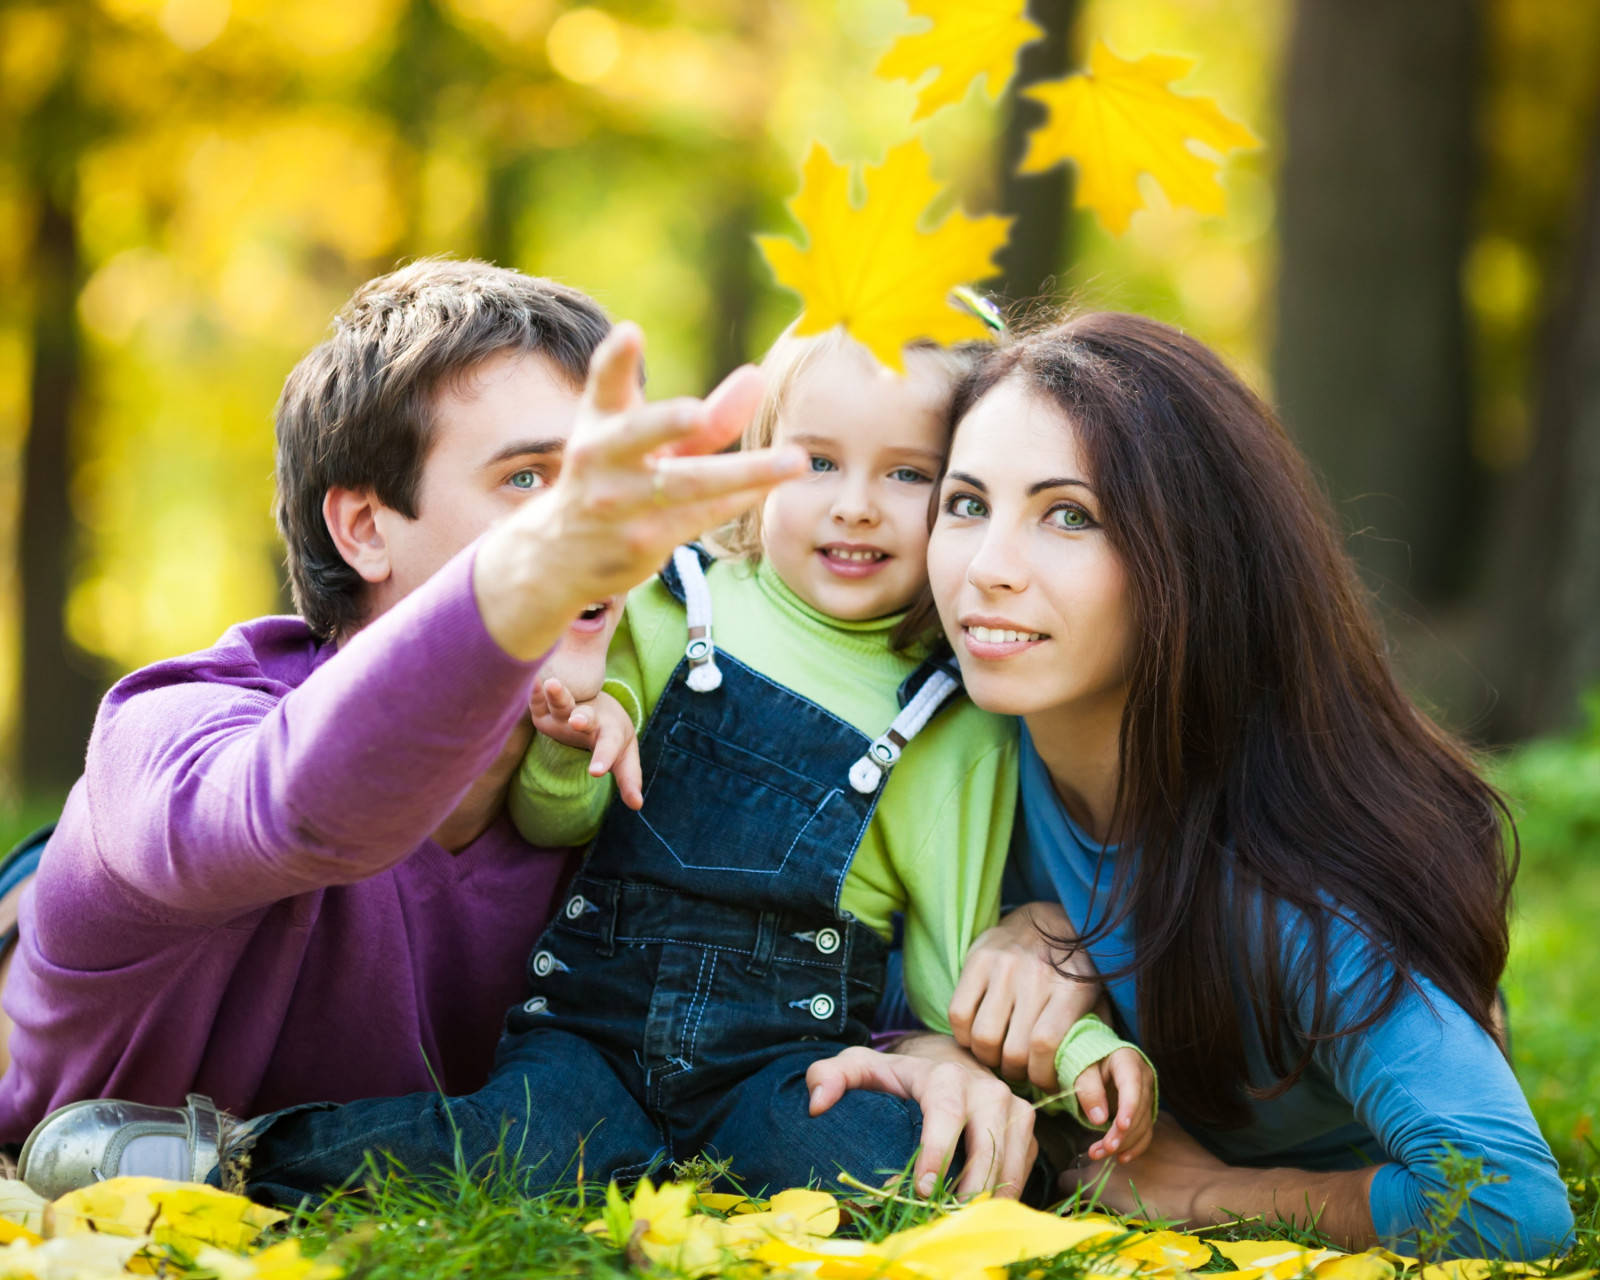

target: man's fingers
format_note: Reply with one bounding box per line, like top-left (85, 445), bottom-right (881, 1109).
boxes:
top-left (649, 445), bottom-right (805, 507)
top-left (582, 322), bottom-right (646, 417)
top-left (656, 364), bottom-right (765, 458)
top-left (912, 1064), bottom-right (969, 1196)
top-left (805, 1046), bottom-right (917, 1118)
top-left (952, 1081), bottom-right (1011, 1197)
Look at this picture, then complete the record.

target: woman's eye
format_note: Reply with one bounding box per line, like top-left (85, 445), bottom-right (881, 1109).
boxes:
top-left (508, 468), bottom-right (544, 491)
top-left (889, 467), bottom-right (931, 484)
top-left (1047, 504), bottom-right (1093, 530)
top-left (945, 494), bottom-right (988, 519)
top-left (809, 455), bottom-right (837, 473)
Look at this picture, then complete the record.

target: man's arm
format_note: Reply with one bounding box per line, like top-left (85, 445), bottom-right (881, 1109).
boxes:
top-left (95, 325), bottom-right (803, 921)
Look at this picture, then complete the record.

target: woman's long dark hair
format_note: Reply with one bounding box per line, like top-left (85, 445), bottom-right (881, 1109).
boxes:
top-left (951, 313), bottom-right (1516, 1130)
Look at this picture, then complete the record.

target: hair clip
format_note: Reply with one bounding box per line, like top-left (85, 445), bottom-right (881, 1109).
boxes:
top-left (949, 285), bottom-right (1006, 335)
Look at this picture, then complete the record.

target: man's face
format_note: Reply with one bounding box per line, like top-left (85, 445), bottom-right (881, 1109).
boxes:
top-left (365, 348), bottom-right (623, 696)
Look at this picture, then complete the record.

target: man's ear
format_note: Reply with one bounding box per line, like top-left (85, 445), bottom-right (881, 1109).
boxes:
top-left (323, 487), bottom-right (393, 585)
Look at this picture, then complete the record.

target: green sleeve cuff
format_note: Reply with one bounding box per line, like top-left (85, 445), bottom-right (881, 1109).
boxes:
top-left (603, 677), bottom-right (645, 732)
top-left (1026, 1014), bottom-right (1157, 1128)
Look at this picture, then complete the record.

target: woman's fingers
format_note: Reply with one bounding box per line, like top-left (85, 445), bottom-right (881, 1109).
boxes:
top-left (1028, 985), bottom-right (1091, 1091)
top-left (1000, 980), bottom-right (1046, 1081)
top-left (964, 975), bottom-right (1017, 1072)
top-left (946, 956), bottom-right (989, 1049)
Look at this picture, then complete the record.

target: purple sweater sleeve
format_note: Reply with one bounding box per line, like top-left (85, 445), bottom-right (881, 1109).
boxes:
top-left (85, 542), bottom-right (548, 922)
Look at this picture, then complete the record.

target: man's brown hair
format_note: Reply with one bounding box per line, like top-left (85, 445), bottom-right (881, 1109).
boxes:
top-left (274, 257), bottom-right (611, 639)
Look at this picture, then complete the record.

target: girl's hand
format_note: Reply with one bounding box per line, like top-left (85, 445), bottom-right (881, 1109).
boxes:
top-left (528, 679), bottom-right (644, 809)
top-left (1077, 1046), bottom-right (1155, 1163)
top-left (949, 901), bottom-right (1101, 1090)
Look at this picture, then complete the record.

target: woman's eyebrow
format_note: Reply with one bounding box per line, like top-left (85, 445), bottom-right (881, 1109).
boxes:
top-left (1028, 476), bottom-right (1093, 496)
top-left (945, 470), bottom-right (987, 492)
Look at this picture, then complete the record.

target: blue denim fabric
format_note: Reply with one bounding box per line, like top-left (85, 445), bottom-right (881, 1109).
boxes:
top-left (240, 548), bottom-right (928, 1205)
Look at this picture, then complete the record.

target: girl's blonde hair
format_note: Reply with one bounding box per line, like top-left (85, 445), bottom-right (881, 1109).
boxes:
top-left (713, 323), bottom-right (985, 561)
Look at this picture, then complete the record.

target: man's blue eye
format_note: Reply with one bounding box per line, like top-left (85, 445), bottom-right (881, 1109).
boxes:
top-left (509, 469), bottom-right (542, 490)
top-left (947, 494), bottom-right (987, 519)
top-left (809, 455), bottom-right (837, 473)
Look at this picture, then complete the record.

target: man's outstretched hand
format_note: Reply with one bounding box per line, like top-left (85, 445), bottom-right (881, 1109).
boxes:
top-left (475, 322), bottom-right (805, 662)
top-left (806, 1035), bottom-right (1038, 1200)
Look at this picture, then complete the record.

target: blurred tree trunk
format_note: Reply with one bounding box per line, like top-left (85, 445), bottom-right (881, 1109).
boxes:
top-left (991, 0), bottom-right (1079, 310)
top-left (1477, 104), bottom-right (1600, 740)
top-left (19, 58), bottom-right (106, 792)
top-left (704, 190), bottom-right (761, 385)
top-left (1274, 0), bottom-right (1482, 611)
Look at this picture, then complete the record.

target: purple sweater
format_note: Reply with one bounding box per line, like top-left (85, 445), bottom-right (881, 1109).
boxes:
top-left (0, 545), bottom-right (573, 1144)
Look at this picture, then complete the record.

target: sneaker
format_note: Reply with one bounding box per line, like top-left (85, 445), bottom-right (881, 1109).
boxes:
top-left (18, 1094), bottom-right (227, 1198)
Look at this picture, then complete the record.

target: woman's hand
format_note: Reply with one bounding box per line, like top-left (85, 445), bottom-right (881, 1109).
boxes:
top-left (949, 901), bottom-right (1100, 1090)
top-left (475, 323), bottom-right (805, 661)
top-left (528, 679), bottom-right (644, 809)
top-left (805, 1035), bottom-right (1037, 1200)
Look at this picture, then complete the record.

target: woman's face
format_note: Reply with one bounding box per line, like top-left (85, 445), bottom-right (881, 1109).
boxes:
top-left (927, 375), bottom-right (1133, 720)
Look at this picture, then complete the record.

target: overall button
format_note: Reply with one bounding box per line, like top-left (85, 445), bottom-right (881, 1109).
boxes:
top-left (807, 994), bottom-right (836, 1020)
top-left (564, 895), bottom-right (588, 920)
top-left (532, 949), bottom-right (556, 977)
top-left (523, 996), bottom-right (548, 1015)
top-left (814, 928), bottom-right (841, 955)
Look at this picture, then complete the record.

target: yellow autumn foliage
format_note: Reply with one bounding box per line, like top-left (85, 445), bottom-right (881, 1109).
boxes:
top-left (875, 0), bottom-right (1042, 122)
top-left (1021, 40), bottom-right (1260, 234)
top-left (756, 139), bottom-right (1010, 373)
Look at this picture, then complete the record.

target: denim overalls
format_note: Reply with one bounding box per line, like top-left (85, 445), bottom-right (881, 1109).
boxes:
top-left (241, 546), bottom-right (961, 1204)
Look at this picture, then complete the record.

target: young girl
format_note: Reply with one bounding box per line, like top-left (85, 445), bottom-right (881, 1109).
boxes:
top-left (111, 329), bottom-right (1154, 1206)
top-left (493, 327), bottom-right (1154, 1192)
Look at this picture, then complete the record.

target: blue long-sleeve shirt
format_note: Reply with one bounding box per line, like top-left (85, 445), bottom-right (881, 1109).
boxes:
top-left (1010, 725), bottom-right (1571, 1259)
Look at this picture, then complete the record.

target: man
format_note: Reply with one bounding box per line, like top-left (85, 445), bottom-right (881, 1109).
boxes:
top-left (11, 258), bottom-right (1045, 1197)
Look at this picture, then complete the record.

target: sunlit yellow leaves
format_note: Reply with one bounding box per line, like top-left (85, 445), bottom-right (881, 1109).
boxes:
top-left (0, 1179), bottom-right (334, 1280)
top-left (47, 1179), bottom-right (284, 1254)
top-left (876, 0), bottom-right (1042, 122)
top-left (756, 140), bottom-right (1010, 372)
top-left (1021, 41), bottom-right (1260, 234)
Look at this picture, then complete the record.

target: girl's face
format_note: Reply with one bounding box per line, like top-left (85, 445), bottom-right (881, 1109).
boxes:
top-left (760, 345), bottom-right (949, 621)
top-left (927, 375), bottom-right (1134, 719)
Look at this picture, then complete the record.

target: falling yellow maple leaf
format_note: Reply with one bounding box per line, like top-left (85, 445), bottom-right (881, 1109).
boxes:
top-left (1020, 41), bottom-right (1260, 234)
top-left (756, 140), bottom-right (1011, 373)
top-left (876, 0), bottom-right (1043, 122)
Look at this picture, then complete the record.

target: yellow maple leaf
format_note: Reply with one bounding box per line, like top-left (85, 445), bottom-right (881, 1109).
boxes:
top-left (1020, 41), bottom-right (1260, 234)
top-left (876, 0), bottom-right (1043, 122)
top-left (756, 140), bottom-right (1011, 373)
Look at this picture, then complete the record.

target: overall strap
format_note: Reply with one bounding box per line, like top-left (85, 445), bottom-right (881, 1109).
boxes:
top-left (848, 664), bottom-right (961, 795)
top-left (669, 544), bottom-right (722, 692)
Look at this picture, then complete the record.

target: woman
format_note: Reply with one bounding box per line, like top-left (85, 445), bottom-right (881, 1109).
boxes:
top-left (923, 313), bottom-right (1569, 1258)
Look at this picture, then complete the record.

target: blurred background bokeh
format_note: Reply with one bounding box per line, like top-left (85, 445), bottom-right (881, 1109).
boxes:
top-left (2, 0), bottom-right (1599, 1163)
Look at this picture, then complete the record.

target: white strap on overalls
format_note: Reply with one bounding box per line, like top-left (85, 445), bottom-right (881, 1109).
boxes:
top-left (673, 545), bottom-right (723, 692)
top-left (847, 668), bottom-right (959, 795)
